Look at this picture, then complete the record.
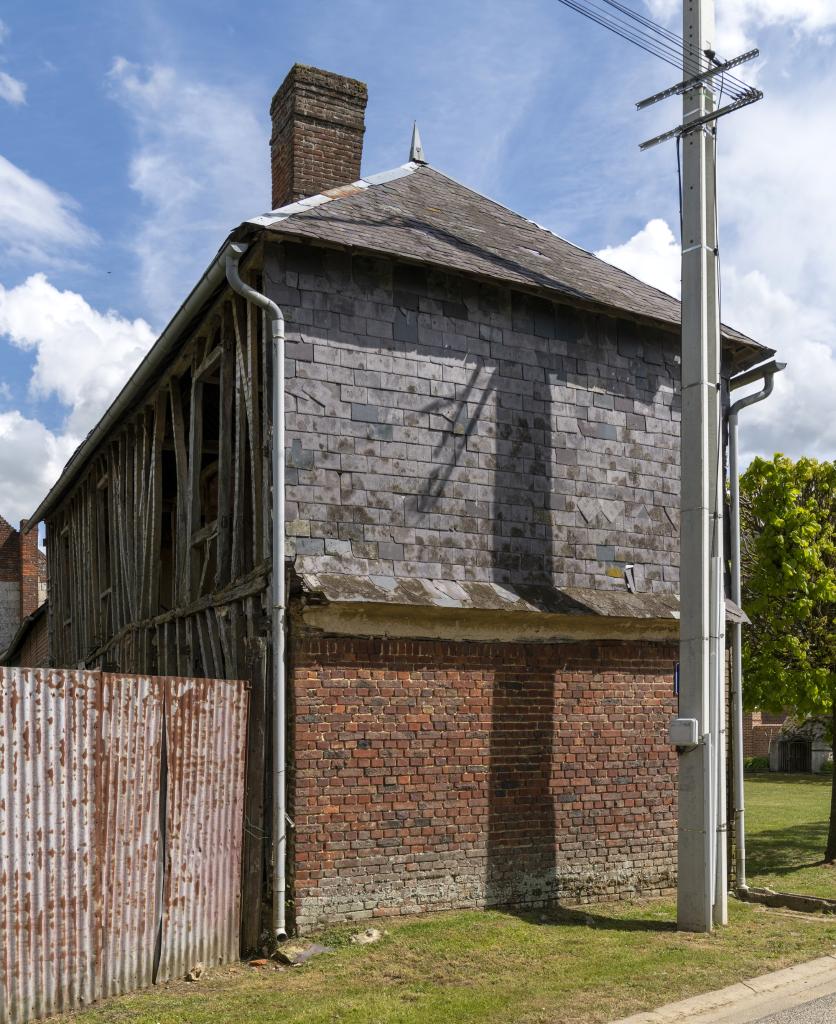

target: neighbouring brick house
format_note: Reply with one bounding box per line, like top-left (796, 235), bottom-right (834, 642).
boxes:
top-left (0, 601), bottom-right (49, 668)
top-left (743, 710), bottom-right (786, 759)
top-left (0, 514), bottom-right (46, 659)
top-left (27, 65), bottom-right (773, 941)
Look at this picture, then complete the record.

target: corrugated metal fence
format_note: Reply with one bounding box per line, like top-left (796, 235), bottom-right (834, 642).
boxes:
top-left (0, 668), bottom-right (249, 1024)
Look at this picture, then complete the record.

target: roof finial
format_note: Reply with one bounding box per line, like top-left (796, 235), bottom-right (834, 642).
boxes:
top-left (409, 121), bottom-right (427, 164)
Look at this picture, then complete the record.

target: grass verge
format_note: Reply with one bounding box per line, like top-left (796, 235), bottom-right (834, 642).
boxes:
top-left (67, 899), bottom-right (836, 1024)
top-left (745, 773), bottom-right (836, 897)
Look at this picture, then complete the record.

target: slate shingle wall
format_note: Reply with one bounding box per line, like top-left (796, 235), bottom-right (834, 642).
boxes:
top-left (267, 242), bottom-right (682, 594)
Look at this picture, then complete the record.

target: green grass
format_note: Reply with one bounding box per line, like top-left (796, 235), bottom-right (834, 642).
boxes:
top-left (746, 773), bottom-right (836, 897)
top-left (60, 774), bottom-right (836, 1023)
top-left (68, 900), bottom-right (836, 1024)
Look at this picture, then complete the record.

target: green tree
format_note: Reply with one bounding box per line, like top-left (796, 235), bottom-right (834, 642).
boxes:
top-left (740, 454), bottom-right (836, 858)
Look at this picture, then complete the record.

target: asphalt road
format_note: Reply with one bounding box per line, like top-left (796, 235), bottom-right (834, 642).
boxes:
top-left (755, 991), bottom-right (836, 1023)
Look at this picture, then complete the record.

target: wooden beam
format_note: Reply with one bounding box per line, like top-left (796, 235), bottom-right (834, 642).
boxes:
top-left (144, 392), bottom-right (166, 618)
top-left (169, 379), bottom-right (189, 606)
top-left (195, 344), bottom-right (223, 382)
top-left (185, 371), bottom-right (205, 601)
top-left (216, 310), bottom-right (235, 588)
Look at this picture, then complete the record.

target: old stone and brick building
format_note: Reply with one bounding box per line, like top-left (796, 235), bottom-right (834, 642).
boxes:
top-left (0, 514), bottom-right (46, 658)
top-left (27, 65), bottom-right (773, 942)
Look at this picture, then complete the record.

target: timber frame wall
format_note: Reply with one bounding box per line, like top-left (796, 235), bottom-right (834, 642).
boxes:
top-left (44, 247), bottom-right (274, 950)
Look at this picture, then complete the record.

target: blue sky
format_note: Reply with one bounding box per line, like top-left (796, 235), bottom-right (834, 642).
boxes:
top-left (1, 0), bottom-right (834, 524)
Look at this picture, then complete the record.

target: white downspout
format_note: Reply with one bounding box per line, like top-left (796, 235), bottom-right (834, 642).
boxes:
top-left (727, 360), bottom-right (785, 893)
top-left (225, 242), bottom-right (288, 940)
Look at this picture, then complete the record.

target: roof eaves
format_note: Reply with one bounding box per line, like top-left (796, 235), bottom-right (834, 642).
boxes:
top-left (393, 166), bottom-right (768, 354)
top-left (0, 600), bottom-right (47, 666)
top-left (253, 161), bottom-right (765, 355)
top-left (26, 241), bottom-right (234, 529)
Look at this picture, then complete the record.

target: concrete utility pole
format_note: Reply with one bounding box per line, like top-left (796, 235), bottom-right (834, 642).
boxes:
top-left (677, 0), bottom-right (725, 933)
top-left (635, 0), bottom-right (761, 937)
top-left (555, 0), bottom-right (764, 939)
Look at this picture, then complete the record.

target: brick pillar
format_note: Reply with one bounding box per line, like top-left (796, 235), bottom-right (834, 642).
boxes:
top-left (269, 64), bottom-right (368, 210)
top-left (18, 519), bottom-right (40, 619)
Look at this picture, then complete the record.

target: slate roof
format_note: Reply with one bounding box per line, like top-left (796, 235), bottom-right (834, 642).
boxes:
top-left (27, 158), bottom-right (772, 526)
top-left (248, 161), bottom-right (770, 366)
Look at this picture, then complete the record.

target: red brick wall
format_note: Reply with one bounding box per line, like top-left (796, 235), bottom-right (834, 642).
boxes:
top-left (291, 636), bottom-right (678, 932)
top-left (18, 519), bottom-right (41, 619)
top-left (743, 711), bottom-right (785, 758)
top-left (269, 64), bottom-right (368, 209)
top-left (0, 516), bottom-right (17, 583)
top-left (16, 609), bottom-right (48, 667)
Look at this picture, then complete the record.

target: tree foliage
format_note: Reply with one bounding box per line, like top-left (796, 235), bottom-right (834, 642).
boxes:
top-left (740, 455), bottom-right (836, 717)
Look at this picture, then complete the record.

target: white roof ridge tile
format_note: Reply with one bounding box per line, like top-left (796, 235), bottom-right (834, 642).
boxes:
top-left (246, 162), bottom-right (421, 228)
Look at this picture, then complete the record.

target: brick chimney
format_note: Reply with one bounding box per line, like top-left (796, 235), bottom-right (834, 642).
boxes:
top-left (18, 520), bottom-right (40, 619)
top-left (270, 64), bottom-right (368, 210)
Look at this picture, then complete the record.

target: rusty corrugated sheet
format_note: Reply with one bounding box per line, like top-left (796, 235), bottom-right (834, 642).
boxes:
top-left (98, 675), bottom-right (163, 998)
top-left (157, 677), bottom-right (249, 982)
top-left (0, 668), bottom-right (101, 1024)
top-left (0, 669), bottom-right (248, 1024)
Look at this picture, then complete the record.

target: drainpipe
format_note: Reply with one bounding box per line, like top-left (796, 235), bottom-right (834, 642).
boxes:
top-left (727, 359), bottom-right (786, 892)
top-left (225, 243), bottom-right (289, 940)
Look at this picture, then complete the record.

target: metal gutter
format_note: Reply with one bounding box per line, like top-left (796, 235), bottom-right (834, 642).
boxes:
top-left (727, 358), bottom-right (786, 891)
top-left (224, 243), bottom-right (289, 941)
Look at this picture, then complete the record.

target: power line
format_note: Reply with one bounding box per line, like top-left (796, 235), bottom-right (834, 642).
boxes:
top-left (555, 0), bottom-right (755, 99)
top-left (561, 0), bottom-right (751, 95)
top-left (597, 0), bottom-right (754, 92)
top-left (556, 0), bottom-right (695, 72)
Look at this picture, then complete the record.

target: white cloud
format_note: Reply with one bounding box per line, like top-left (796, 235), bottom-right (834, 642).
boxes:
top-left (593, 8), bottom-right (836, 466)
top-left (0, 274), bottom-right (155, 436)
top-left (0, 70), bottom-right (26, 106)
top-left (0, 154), bottom-right (97, 264)
top-left (0, 274), bottom-right (157, 521)
top-left (721, 269), bottom-right (836, 464)
top-left (594, 216), bottom-right (836, 463)
top-left (107, 57), bottom-right (267, 324)
top-left (647, 0), bottom-right (836, 53)
top-left (720, 77), bottom-right (836, 309)
top-left (596, 218), bottom-right (680, 298)
top-left (0, 410), bottom-right (78, 524)
top-left (0, 18), bottom-right (26, 106)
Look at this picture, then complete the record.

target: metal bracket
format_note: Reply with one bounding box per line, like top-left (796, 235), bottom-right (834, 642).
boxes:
top-left (639, 89), bottom-right (763, 151)
top-left (681, 243), bottom-right (717, 256)
top-left (636, 49), bottom-right (759, 109)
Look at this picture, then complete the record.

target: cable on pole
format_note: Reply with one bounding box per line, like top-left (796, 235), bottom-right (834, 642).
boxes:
top-left (554, 0), bottom-right (757, 100)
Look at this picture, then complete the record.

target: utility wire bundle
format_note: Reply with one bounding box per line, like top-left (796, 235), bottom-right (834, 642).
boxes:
top-left (555, 0), bottom-right (762, 145)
